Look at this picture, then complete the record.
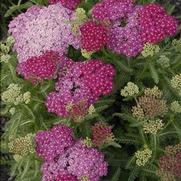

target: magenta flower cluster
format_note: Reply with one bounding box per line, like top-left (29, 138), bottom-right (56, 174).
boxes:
top-left (138, 3), bottom-right (179, 43)
top-left (35, 124), bottom-right (74, 161)
top-left (91, 1), bottom-right (178, 57)
top-left (35, 124), bottom-right (108, 181)
top-left (8, 3), bottom-right (79, 63)
top-left (49, 0), bottom-right (81, 10)
top-left (17, 51), bottom-right (61, 83)
top-left (46, 57), bottom-right (115, 118)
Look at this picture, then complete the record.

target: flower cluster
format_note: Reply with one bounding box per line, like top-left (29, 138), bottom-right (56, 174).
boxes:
top-left (141, 43), bottom-right (160, 57)
top-left (2, 83), bottom-right (31, 105)
top-left (138, 3), bottom-right (178, 43)
top-left (132, 86), bottom-right (168, 120)
top-left (91, 1), bottom-right (178, 57)
top-left (172, 38), bottom-right (181, 53)
top-left (9, 134), bottom-right (34, 156)
top-left (35, 124), bottom-right (108, 181)
top-left (17, 51), bottom-right (61, 83)
top-left (80, 21), bottom-right (107, 52)
top-left (106, 6), bottom-right (144, 57)
top-left (49, 0), bottom-right (81, 10)
top-left (71, 8), bottom-right (87, 35)
top-left (156, 55), bottom-right (170, 68)
top-left (8, 4), bottom-right (79, 63)
top-left (92, 0), bottom-right (133, 21)
top-left (92, 122), bottom-right (115, 147)
top-left (135, 147), bottom-right (152, 166)
top-left (120, 82), bottom-right (139, 97)
top-left (46, 57), bottom-right (115, 118)
top-left (171, 73), bottom-right (181, 96)
top-left (157, 144), bottom-right (181, 179)
top-left (143, 119), bottom-right (164, 134)
top-left (35, 124), bottom-right (74, 161)
top-left (170, 101), bottom-right (181, 113)
top-left (0, 36), bottom-right (14, 63)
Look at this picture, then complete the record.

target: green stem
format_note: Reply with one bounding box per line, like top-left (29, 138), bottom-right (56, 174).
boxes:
top-left (22, 104), bottom-right (36, 120)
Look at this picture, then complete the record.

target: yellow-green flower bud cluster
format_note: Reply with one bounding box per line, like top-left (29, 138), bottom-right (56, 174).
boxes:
top-left (80, 176), bottom-right (89, 181)
top-left (171, 74), bottom-right (181, 96)
top-left (144, 86), bottom-right (163, 99)
top-left (81, 49), bottom-right (93, 59)
top-left (121, 82), bottom-right (139, 97)
top-left (71, 8), bottom-right (87, 35)
top-left (170, 101), bottom-right (181, 113)
top-left (88, 104), bottom-right (96, 115)
top-left (9, 134), bottom-right (34, 156)
top-left (156, 55), bottom-right (170, 68)
top-left (9, 107), bottom-right (16, 115)
top-left (2, 83), bottom-right (31, 105)
top-left (172, 38), bottom-right (181, 53)
top-left (143, 119), bottom-right (164, 134)
top-left (82, 137), bottom-right (93, 148)
top-left (0, 36), bottom-right (14, 63)
top-left (135, 147), bottom-right (152, 166)
top-left (141, 43), bottom-right (160, 57)
top-left (132, 105), bottom-right (145, 120)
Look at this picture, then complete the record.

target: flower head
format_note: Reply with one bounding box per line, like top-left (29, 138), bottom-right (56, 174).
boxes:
top-left (143, 119), bottom-right (164, 134)
top-left (49, 0), bottom-right (81, 10)
top-left (9, 4), bottom-right (79, 63)
top-left (56, 173), bottom-right (78, 181)
top-left (170, 101), bottom-right (181, 113)
top-left (41, 141), bottom-right (108, 181)
top-left (92, 0), bottom-right (133, 21)
top-left (138, 3), bottom-right (178, 43)
top-left (171, 74), bottom-right (181, 96)
top-left (92, 122), bottom-right (115, 147)
top-left (2, 84), bottom-right (30, 105)
top-left (9, 134), bottom-right (34, 156)
top-left (158, 144), bottom-right (181, 178)
top-left (144, 86), bottom-right (163, 99)
top-left (141, 43), bottom-right (160, 57)
top-left (138, 95), bottom-right (168, 119)
top-left (65, 141), bottom-right (108, 181)
top-left (121, 82), bottom-right (139, 97)
top-left (17, 51), bottom-right (61, 83)
top-left (107, 7), bottom-right (144, 57)
top-left (80, 21), bottom-right (107, 52)
top-left (46, 58), bottom-right (115, 118)
top-left (35, 124), bottom-right (74, 161)
top-left (157, 55), bottom-right (170, 68)
top-left (135, 147), bottom-right (152, 166)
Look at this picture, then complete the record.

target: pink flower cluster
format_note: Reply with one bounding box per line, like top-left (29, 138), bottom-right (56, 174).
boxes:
top-left (158, 146), bottom-right (181, 178)
top-left (80, 21), bottom-right (108, 52)
top-left (8, 3), bottom-right (79, 63)
top-left (138, 3), bottom-right (179, 43)
top-left (90, 1), bottom-right (178, 57)
top-left (17, 51), bottom-right (61, 83)
top-left (35, 124), bottom-right (74, 161)
top-left (35, 124), bottom-right (108, 181)
top-left (49, 0), bottom-right (81, 10)
top-left (92, 0), bottom-right (133, 21)
top-left (92, 122), bottom-right (114, 147)
top-left (46, 57), bottom-right (115, 118)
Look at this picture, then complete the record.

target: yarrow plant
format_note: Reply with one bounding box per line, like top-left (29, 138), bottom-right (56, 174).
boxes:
top-left (0, 0), bottom-right (180, 181)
